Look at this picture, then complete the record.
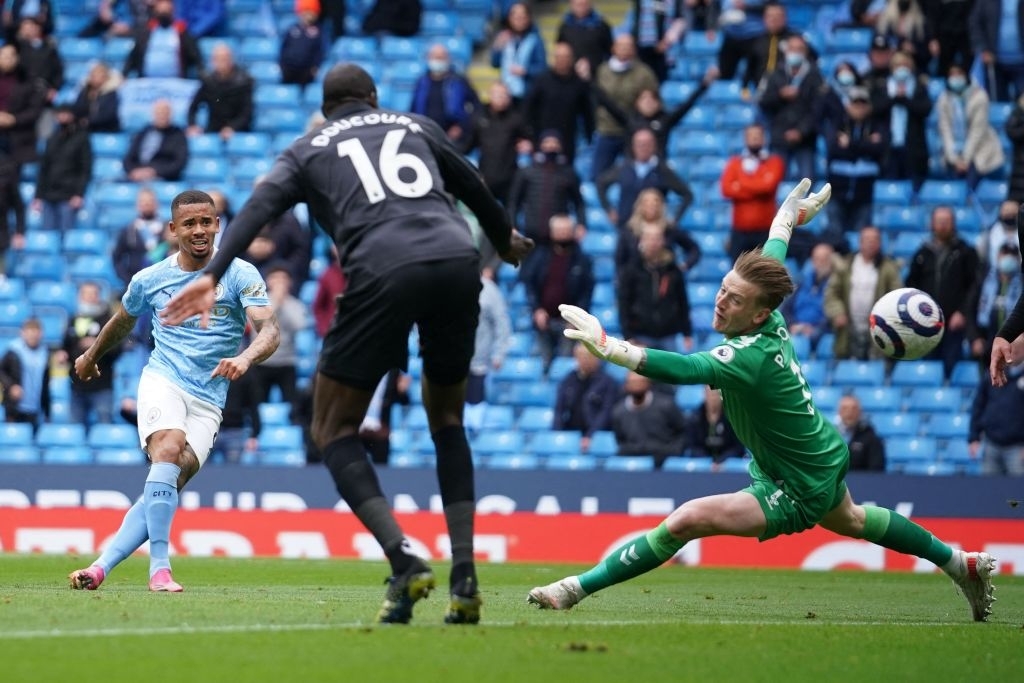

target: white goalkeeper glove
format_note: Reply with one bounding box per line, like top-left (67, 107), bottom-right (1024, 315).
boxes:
top-left (769, 178), bottom-right (832, 244)
top-left (560, 304), bottom-right (644, 371)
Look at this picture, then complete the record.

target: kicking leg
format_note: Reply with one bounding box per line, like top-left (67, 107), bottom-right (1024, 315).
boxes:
top-left (529, 492), bottom-right (766, 609)
top-left (819, 489), bottom-right (995, 621)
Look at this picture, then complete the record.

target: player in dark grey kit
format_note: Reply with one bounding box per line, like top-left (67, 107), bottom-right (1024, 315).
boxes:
top-left (162, 64), bottom-right (534, 625)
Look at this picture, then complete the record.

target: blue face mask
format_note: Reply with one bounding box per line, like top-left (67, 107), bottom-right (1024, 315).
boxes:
top-left (999, 255), bottom-right (1019, 275)
top-left (948, 76), bottom-right (967, 93)
top-left (785, 52), bottom-right (805, 68)
top-left (893, 67), bottom-right (912, 81)
top-left (836, 71), bottom-right (855, 87)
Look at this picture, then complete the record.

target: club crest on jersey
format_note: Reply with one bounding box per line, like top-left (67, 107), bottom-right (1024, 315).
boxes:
top-left (214, 283), bottom-right (225, 300)
top-left (711, 345), bottom-right (735, 363)
top-left (146, 407), bottom-right (161, 425)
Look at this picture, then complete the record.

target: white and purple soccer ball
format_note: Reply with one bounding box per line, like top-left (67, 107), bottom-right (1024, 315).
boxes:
top-left (869, 287), bottom-right (945, 360)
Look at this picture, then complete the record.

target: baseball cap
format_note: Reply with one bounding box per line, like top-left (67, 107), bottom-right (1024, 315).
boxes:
top-left (870, 34), bottom-right (891, 51)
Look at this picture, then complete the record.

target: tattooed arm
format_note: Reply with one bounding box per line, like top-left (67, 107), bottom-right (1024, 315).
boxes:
top-left (74, 306), bottom-right (138, 382)
top-left (210, 305), bottom-right (281, 381)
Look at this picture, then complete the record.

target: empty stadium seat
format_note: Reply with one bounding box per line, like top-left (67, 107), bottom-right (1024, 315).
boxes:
top-left (258, 450), bottom-right (306, 466)
top-left (918, 180), bottom-right (968, 205)
top-left (907, 387), bottom-right (962, 412)
top-left (0, 277), bottom-right (25, 301)
top-left (0, 422), bottom-right (33, 447)
top-left (88, 423), bottom-right (139, 450)
top-left (873, 180), bottom-right (913, 206)
top-left (331, 36), bottom-right (378, 60)
top-left (812, 386), bottom-right (842, 414)
top-left (529, 430), bottom-right (582, 456)
top-left (36, 424), bottom-right (87, 449)
top-left (0, 299), bottom-right (31, 328)
top-left (258, 425), bottom-right (304, 450)
top-left (94, 449), bottom-right (146, 466)
top-left (255, 83), bottom-right (302, 108)
top-left (493, 357), bottom-right (544, 382)
top-left (238, 36), bottom-right (279, 62)
top-left (471, 430), bottom-right (524, 455)
top-left (890, 360), bottom-right (944, 387)
top-left (63, 230), bottom-right (110, 258)
top-left (852, 386), bottom-right (903, 413)
top-left (255, 107), bottom-right (307, 133)
top-left (0, 445), bottom-right (40, 464)
top-left (42, 448), bottom-right (93, 465)
top-left (832, 360), bottom-right (886, 387)
top-left (928, 413), bottom-right (970, 440)
top-left (91, 132), bottom-right (131, 158)
top-left (872, 412), bottom-right (921, 438)
top-left (20, 230), bottom-right (61, 255)
top-left (902, 461), bottom-right (955, 476)
top-left (885, 436), bottom-right (938, 470)
top-left (258, 402), bottom-right (292, 426)
top-left (949, 361), bottom-right (981, 388)
top-left (27, 280), bottom-right (77, 314)
top-left (544, 454), bottom-right (599, 471)
top-left (380, 36), bottom-right (427, 61)
top-left (389, 452), bottom-right (430, 468)
top-left (604, 456), bottom-right (656, 471)
top-left (486, 453), bottom-right (540, 470)
top-left (663, 456), bottom-right (715, 473)
top-left (517, 406), bottom-right (554, 432)
top-left (226, 132), bottom-right (273, 157)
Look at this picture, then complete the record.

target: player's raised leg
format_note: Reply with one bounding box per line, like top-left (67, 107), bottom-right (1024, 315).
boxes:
top-left (818, 489), bottom-right (996, 621)
top-left (313, 372), bottom-right (435, 624)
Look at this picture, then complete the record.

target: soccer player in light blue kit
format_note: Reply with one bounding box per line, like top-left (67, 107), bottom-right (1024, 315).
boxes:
top-left (68, 190), bottom-right (280, 592)
top-left (529, 180), bottom-right (997, 622)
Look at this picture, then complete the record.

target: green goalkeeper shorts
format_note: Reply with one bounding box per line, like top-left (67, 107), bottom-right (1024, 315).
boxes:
top-left (743, 460), bottom-right (848, 541)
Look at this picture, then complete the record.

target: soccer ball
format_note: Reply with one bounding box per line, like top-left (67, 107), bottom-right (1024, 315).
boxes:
top-left (868, 288), bottom-right (945, 360)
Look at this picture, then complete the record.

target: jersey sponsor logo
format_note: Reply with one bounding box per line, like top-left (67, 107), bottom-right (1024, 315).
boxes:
top-left (239, 282), bottom-right (266, 299)
top-left (311, 112), bottom-right (423, 147)
top-left (711, 345), bottom-right (735, 363)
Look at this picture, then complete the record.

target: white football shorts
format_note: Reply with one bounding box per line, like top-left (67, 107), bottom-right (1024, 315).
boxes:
top-left (136, 369), bottom-right (223, 467)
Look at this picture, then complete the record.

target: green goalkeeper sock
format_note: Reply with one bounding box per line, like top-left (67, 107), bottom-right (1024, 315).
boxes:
top-left (861, 505), bottom-right (953, 567)
top-left (578, 522), bottom-right (685, 595)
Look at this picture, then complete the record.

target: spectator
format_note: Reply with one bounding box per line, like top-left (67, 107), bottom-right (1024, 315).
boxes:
top-left (924, 0), bottom-right (973, 78)
top-left (1006, 95), bottom-right (1024, 203)
top-left (312, 245), bottom-right (346, 338)
top-left (33, 103), bottom-right (92, 232)
top-left (824, 85), bottom-right (888, 242)
top-left (506, 130), bottom-right (586, 244)
top-left (787, 242), bottom-right (836, 350)
top-left (969, 0), bottom-right (1024, 102)
top-left (936, 62), bottom-right (1006, 192)
top-left (490, 2), bottom-right (547, 105)
top-left (410, 44), bottom-right (481, 146)
top-left (555, 0), bottom-right (613, 76)
top-left (617, 222), bottom-right (695, 353)
top-left (969, 361), bottom-right (1024, 475)
top-left (111, 187), bottom-right (165, 286)
top-left (590, 33), bottom-right (660, 181)
top-left (15, 15), bottom-right (62, 103)
top-left (464, 274), bottom-right (513, 432)
top-left (615, 187), bottom-right (702, 275)
top-left (461, 81), bottom-right (532, 204)
top-left (553, 342), bottom-right (620, 454)
top-left (174, 0), bottom-right (226, 38)
top-left (824, 225), bottom-right (903, 359)
top-left (58, 282), bottom-right (122, 429)
top-left (720, 122), bottom-right (786, 260)
top-left (593, 65), bottom-right (717, 160)
top-left (759, 34), bottom-right (826, 181)
top-left (875, 0), bottom-right (931, 74)
top-left (836, 395), bottom-right (886, 471)
top-left (249, 265), bottom-right (309, 409)
top-left (212, 368), bottom-right (260, 464)
top-left (717, 0), bottom-right (766, 86)
top-left (361, 0), bottom-right (421, 37)
top-left (187, 43), bottom-right (254, 139)
top-left (79, 0), bottom-right (152, 38)
top-left (360, 369), bottom-right (411, 465)
top-left (71, 62), bottom-right (122, 132)
top-left (0, 43), bottom-right (45, 255)
top-left (0, 318), bottom-right (50, 429)
top-left (612, 370), bottom-right (688, 468)
top-left (624, 0), bottom-right (686, 82)
top-left (279, 0), bottom-right (324, 88)
top-left (523, 41), bottom-right (593, 164)
top-left (871, 50), bottom-right (933, 193)
top-left (241, 210), bottom-right (312, 295)
top-left (596, 127), bottom-right (693, 230)
top-left (906, 206), bottom-right (981, 378)
top-left (520, 214), bottom-right (595, 372)
top-left (685, 385), bottom-right (745, 465)
top-left (122, 0), bottom-right (202, 79)
top-left (748, 3), bottom-right (807, 91)
top-left (819, 61), bottom-right (864, 139)
top-left (976, 200), bottom-right (1021, 273)
top-left (122, 99), bottom-right (188, 182)
top-left (969, 242), bottom-right (1022, 363)
top-left (861, 33), bottom-right (896, 95)
top-left (1, 0), bottom-right (53, 42)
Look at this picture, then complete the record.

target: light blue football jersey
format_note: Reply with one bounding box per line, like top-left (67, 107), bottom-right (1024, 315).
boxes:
top-left (122, 253), bottom-right (270, 408)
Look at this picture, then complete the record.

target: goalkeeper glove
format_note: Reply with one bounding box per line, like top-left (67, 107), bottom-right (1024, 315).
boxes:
top-left (560, 304), bottom-right (644, 371)
top-left (769, 178), bottom-right (832, 244)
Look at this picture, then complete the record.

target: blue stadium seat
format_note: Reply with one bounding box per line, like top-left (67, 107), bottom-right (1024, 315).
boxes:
top-left (659, 80), bottom-right (696, 106)
top-left (42, 448), bottom-right (94, 465)
top-left (471, 430), bottom-right (524, 455)
top-left (188, 133), bottom-right (223, 156)
top-left (673, 130), bottom-right (725, 156)
top-left (682, 29), bottom-right (722, 57)
top-left (680, 104), bottom-right (716, 130)
top-left (940, 440), bottom-right (975, 472)
top-left (258, 425), bottom-right (304, 450)
top-left (885, 436), bottom-right (939, 469)
top-left (92, 157), bottom-right (126, 182)
top-left (68, 255), bottom-right (121, 288)
top-left (890, 360), bottom-right (944, 387)
top-left (331, 36), bottom-right (378, 60)
top-left (832, 359), bottom-right (886, 387)
top-left (0, 422), bottom-right (33, 447)
top-left (238, 36), bottom-right (279, 63)
top-left (403, 405), bottom-right (429, 431)
top-left (231, 157), bottom-right (274, 185)
top-left (258, 450), bottom-right (307, 466)
top-left (582, 231), bottom-right (616, 258)
top-left (799, 359), bottom-right (828, 387)
top-left (873, 180), bottom-right (913, 206)
top-left (380, 36), bottom-right (427, 61)
top-left (226, 132), bottom-right (273, 158)
top-left (63, 230), bottom-right (110, 258)
top-left (102, 37), bottom-right (133, 63)
top-left (94, 448), bottom-right (146, 465)
top-left (717, 103), bottom-right (757, 130)
top-left (36, 424), bottom-right (87, 449)
top-left (852, 386), bottom-right (903, 413)
top-left (506, 381), bottom-right (557, 407)
top-left (928, 412), bottom-right (970, 440)
top-left (0, 277), bottom-right (25, 301)
top-left (685, 282), bottom-right (717, 308)
top-left (87, 423), bottom-right (139, 450)
top-left (949, 361), bottom-right (981, 388)
top-left (827, 27), bottom-right (872, 53)
top-left (688, 256), bottom-right (731, 282)
top-left (812, 386), bottom-right (842, 414)
top-left (918, 180), bottom-right (968, 205)
top-left (902, 461), bottom-right (955, 476)
top-left (544, 454), bottom-right (599, 470)
top-left (872, 412), bottom-right (920, 438)
top-left (480, 405), bottom-right (515, 430)
top-left (675, 385), bottom-right (704, 411)
top-left (604, 456), bottom-right (656, 471)
top-left (248, 60), bottom-right (282, 84)
top-left (389, 452), bottom-right (430, 468)
top-left (257, 401), bottom-right (292, 426)
top-left (974, 179), bottom-right (1008, 205)
top-left (790, 334), bottom-right (811, 360)
top-left (487, 453), bottom-right (541, 470)
top-left (35, 309), bottom-right (68, 346)
top-left (493, 357), bottom-right (544, 382)
top-left (691, 230), bottom-right (726, 257)
top-left (20, 230), bottom-right (61, 255)
top-left (907, 387), bottom-right (962, 413)
top-left (0, 445), bottom-right (40, 464)
top-left (27, 280), bottom-right (77, 314)
top-left (255, 83), bottom-right (302, 108)
top-left (185, 157), bottom-right (229, 183)
top-left (60, 37), bottom-right (102, 61)
top-left (91, 132), bottom-right (130, 159)
top-left (704, 80), bottom-right (744, 104)
top-left (529, 430), bottom-right (582, 456)
top-left (255, 107), bottom-right (307, 133)
top-left (0, 299), bottom-right (32, 328)
top-left (689, 155), bottom-right (727, 181)
top-left (663, 456), bottom-right (715, 472)
top-left (517, 406), bottom-right (554, 432)
top-left (420, 10), bottom-right (457, 36)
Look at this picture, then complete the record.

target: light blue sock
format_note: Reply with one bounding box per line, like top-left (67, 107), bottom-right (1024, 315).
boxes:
top-left (144, 462), bottom-right (181, 576)
top-left (94, 498), bottom-right (148, 575)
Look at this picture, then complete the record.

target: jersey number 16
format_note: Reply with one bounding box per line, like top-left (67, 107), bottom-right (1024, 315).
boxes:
top-left (336, 129), bottom-right (434, 203)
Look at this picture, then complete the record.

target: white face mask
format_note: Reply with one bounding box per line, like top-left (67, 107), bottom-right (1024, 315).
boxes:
top-left (608, 57), bottom-right (630, 73)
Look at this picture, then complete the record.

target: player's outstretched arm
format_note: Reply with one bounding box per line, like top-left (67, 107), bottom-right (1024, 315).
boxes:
top-left (211, 305), bottom-right (280, 380)
top-left (74, 306), bottom-right (138, 381)
top-left (767, 178), bottom-right (831, 247)
top-left (560, 304), bottom-right (646, 371)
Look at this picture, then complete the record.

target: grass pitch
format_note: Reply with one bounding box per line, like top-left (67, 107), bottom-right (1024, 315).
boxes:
top-left (1, 555), bottom-right (1020, 682)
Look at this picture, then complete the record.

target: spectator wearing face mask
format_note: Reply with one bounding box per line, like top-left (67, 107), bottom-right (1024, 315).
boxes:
top-left (871, 49), bottom-right (933, 193)
top-left (720, 123), bottom-right (786, 260)
top-left (409, 43), bottom-right (481, 146)
top-left (969, 243), bottom-right (1023, 364)
top-left (976, 200), bottom-right (1021, 274)
top-left (936, 62), bottom-right (1005, 192)
top-left (122, 0), bottom-right (202, 79)
top-left (507, 130), bottom-right (586, 244)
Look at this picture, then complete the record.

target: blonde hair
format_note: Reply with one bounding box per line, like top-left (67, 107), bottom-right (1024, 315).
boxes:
top-left (626, 188), bottom-right (669, 237)
top-left (732, 248), bottom-right (795, 311)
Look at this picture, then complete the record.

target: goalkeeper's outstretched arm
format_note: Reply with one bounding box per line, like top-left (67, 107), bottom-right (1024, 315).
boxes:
top-left (762, 178), bottom-right (831, 262)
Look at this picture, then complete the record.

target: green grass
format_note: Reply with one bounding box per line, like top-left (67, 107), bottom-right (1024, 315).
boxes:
top-left (1, 555), bottom-right (1020, 682)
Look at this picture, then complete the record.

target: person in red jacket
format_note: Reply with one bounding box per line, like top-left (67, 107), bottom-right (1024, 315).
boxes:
top-left (312, 245), bottom-right (346, 338)
top-left (720, 123), bottom-right (785, 261)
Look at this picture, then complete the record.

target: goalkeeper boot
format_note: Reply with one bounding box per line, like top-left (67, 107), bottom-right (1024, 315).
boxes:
top-left (148, 568), bottom-right (183, 593)
top-left (68, 565), bottom-right (105, 591)
top-left (527, 576), bottom-right (585, 610)
top-left (947, 551), bottom-right (996, 622)
top-left (376, 557), bottom-right (435, 624)
top-left (445, 575), bottom-right (482, 625)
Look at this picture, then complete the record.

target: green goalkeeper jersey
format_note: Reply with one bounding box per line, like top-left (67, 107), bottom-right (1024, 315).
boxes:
top-left (642, 238), bottom-right (849, 499)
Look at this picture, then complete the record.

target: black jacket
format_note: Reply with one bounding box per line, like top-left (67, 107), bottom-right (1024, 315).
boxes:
top-left (188, 66), bottom-right (254, 132)
top-left (760, 64), bottom-right (827, 150)
top-left (123, 124), bottom-right (189, 180)
top-left (846, 419), bottom-right (886, 471)
top-left (459, 105), bottom-right (531, 198)
top-left (523, 69), bottom-right (594, 161)
top-left (685, 404), bottom-right (744, 462)
top-left (0, 345), bottom-right (51, 419)
top-left (1005, 101), bottom-right (1024, 203)
top-left (520, 243), bottom-right (595, 315)
top-left (906, 237), bottom-right (981, 320)
top-left (617, 253), bottom-right (693, 339)
top-left (35, 122), bottom-right (92, 202)
top-left (507, 158), bottom-right (587, 241)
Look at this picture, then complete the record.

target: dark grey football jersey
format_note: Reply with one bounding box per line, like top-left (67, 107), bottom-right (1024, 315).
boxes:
top-left (208, 102), bottom-right (513, 281)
